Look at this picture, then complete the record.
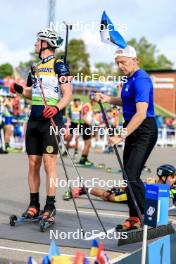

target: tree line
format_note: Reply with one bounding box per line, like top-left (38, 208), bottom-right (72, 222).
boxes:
top-left (0, 37), bottom-right (173, 80)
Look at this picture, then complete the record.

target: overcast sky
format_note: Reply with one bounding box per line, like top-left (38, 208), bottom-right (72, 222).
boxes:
top-left (0, 0), bottom-right (176, 68)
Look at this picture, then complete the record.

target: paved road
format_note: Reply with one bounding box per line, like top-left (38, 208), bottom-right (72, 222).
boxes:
top-left (0, 147), bottom-right (175, 263)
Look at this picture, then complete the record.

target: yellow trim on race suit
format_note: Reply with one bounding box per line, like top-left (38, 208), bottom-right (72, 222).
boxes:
top-left (32, 57), bottom-right (62, 106)
top-left (69, 103), bottom-right (82, 123)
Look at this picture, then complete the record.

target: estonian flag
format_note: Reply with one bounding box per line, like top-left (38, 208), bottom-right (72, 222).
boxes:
top-left (100, 11), bottom-right (127, 48)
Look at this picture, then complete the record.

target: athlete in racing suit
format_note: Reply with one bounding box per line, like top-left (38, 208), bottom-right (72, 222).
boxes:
top-left (10, 28), bottom-right (72, 226)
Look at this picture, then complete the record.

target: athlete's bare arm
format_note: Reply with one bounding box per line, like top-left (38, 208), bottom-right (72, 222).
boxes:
top-left (95, 93), bottom-right (122, 106)
top-left (91, 187), bottom-right (116, 201)
top-left (125, 102), bottom-right (148, 136)
top-left (22, 87), bottom-right (32, 100)
top-left (109, 96), bottom-right (123, 106)
top-left (56, 83), bottom-right (72, 110)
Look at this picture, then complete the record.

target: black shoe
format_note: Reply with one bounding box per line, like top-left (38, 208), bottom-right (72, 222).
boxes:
top-left (0, 148), bottom-right (8, 154)
top-left (73, 149), bottom-right (78, 158)
top-left (22, 203), bottom-right (40, 219)
top-left (62, 151), bottom-right (68, 157)
top-left (143, 166), bottom-right (151, 173)
top-left (79, 158), bottom-right (94, 166)
top-left (63, 190), bottom-right (72, 201)
top-left (42, 204), bottom-right (56, 223)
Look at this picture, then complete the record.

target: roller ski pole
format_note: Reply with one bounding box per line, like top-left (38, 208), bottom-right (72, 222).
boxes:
top-left (34, 50), bottom-right (107, 234)
top-left (34, 73), bottom-right (85, 235)
top-left (99, 100), bottom-right (143, 224)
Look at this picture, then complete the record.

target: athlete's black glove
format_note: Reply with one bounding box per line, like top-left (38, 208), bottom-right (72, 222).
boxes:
top-left (10, 83), bottom-right (23, 94)
top-left (26, 63), bottom-right (36, 87)
top-left (26, 72), bottom-right (34, 87)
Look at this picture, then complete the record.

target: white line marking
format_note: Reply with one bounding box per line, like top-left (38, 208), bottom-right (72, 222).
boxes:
top-left (56, 208), bottom-right (127, 218)
top-left (57, 207), bottom-right (175, 219)
top-left (0, 246), bottom-right (47, 255)
top-left (0, 246), bottom-right (88, 258)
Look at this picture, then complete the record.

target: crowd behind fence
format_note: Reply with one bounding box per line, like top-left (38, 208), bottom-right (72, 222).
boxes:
top-left (0, 90), bottom-right (176, 153)
top-left (1, 121), bottom-right (176, 153)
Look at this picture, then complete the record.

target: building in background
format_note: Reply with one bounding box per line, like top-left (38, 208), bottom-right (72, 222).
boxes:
top-left (148, 70), bottom-right (176, 116)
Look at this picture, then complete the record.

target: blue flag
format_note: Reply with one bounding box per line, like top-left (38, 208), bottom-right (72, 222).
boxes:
top-left (42, 256), bottom-right (50, 264)
top-left (28, 256), bottom-right (38, 264)
top-left (100, 11), bottom-right (127, 48)
top-left (48, 240), bottom-right (60, 260)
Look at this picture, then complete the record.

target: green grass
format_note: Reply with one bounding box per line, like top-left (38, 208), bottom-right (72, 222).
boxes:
top-left (72, 93), bottom-right (124, 122)
top-left (73, 93), bottom-right (109, 110)
top-left (154, 104), bottom-right (174, 118)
